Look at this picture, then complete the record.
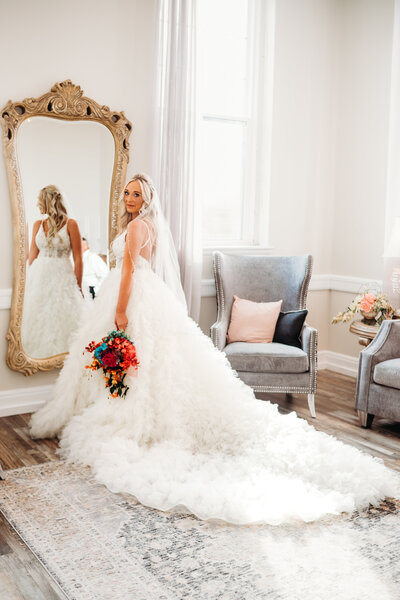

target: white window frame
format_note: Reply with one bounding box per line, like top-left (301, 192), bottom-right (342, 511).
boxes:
top-left (200, 0), bottom-right (274, 255)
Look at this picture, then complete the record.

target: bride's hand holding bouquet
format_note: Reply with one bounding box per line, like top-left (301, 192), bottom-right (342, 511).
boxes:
top-left (115, 310), bottom-right (128, 331)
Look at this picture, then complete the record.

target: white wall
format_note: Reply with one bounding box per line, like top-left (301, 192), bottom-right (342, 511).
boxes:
top-left (265, 0), bottom-right (394, 280)
top-left (268, 0), bottom-right (338, 275)
top-left (328, 0), bottom-right (394, 359)
top-left (332, 0), bottom-right (394, 279)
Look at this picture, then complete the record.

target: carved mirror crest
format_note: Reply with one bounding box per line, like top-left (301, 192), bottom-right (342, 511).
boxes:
top-left (1, 80), bottom-right (132, 375)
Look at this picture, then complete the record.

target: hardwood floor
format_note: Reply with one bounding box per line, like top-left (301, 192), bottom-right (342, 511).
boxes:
top-left (0, 418), bottom-right (64, 599)
top-left (0, 413), bottom-right (59, 471)
top-left (0, 370), bottom-right (399, 599)
top-left (0, 514), bottom-right (66, 600)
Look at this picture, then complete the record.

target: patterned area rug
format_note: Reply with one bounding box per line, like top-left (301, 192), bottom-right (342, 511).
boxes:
top-left (0, 461), bottom-right (399, 600)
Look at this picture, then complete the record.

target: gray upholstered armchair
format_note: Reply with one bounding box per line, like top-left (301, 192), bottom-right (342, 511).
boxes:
top-left (211, 252), bottom-right (317, 417)
top-left (355, 319), bottom-right (400, 428)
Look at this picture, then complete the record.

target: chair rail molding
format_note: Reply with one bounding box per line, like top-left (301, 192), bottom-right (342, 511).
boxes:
top-left (0, 275), bottom-right (383, 307)
top-left (310, 274), bottom-right (382, 294)
top-left (200, 274), bottom-right (383, 297)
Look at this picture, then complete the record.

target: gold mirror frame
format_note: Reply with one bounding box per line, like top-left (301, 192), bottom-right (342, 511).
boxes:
top-left (0, 80), bottom-right (132, 375)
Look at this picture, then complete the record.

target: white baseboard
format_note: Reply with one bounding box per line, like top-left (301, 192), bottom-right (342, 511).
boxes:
top-left (0, 385), bottom-right (52, 418)
top-left (0, 288), bottom-right (12, 310)
top-left (318, 350), bottom-right (358, 378)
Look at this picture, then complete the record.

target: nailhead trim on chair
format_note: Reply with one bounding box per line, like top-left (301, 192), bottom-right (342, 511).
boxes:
top-left (211, 251), bottom-right (225, 351)
top-left (298, 254), bottom-right (313, 310)
top-left (251, 386), bottom-right (313, 393)
top-left (309, 326), bottom-right (318, 394)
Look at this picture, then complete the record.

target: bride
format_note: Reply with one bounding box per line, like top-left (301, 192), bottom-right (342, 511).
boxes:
top-left (22, 184), bottom-right (84, 358)
top-left (30, 173), bottom-right (398, 526)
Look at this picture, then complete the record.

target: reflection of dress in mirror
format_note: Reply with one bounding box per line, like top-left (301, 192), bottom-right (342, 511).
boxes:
top-left (21, 185), bottom-right (85, 358)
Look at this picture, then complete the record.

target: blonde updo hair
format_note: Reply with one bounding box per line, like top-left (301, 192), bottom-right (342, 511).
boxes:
top-left (38, 185), bottom-right (68, 243)
top-left (119, 173), bottom-right (157, 233)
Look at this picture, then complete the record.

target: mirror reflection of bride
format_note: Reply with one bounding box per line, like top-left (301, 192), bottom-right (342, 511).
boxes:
top-left (30, 174), bottom-right (398, 526)
top-left (21, 185), bottom-right (85, 358)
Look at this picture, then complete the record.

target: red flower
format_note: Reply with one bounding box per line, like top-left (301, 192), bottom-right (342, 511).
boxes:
top-left (102, 352), bottom-right (119, 368)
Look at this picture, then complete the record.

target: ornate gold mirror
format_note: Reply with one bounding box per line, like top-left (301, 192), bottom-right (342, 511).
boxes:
top-left (1, 80), bottom-right (132, 375)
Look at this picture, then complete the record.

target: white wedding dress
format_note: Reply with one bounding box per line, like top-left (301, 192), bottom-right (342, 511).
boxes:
top-left (22, 220), bottom-right (85, 358)
top-left (30, 225), bottom-right (399, 525)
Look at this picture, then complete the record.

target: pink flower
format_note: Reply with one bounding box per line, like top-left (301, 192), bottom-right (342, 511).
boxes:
top-left (363, 293), bottom-right (376, 303)
top-left (360, 293), bottom-right (376, 313)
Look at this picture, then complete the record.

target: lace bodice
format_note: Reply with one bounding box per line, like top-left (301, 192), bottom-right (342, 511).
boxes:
top-left (35, 221), bottom-right (71, 258)
top-left (111, 231), bottom-right (126, 268)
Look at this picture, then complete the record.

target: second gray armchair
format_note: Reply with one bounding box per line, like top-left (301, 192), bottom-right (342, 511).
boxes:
top-left (211, 251), bottom-right (318, 417)
top-left (355, 319), bottom-right (400, 427)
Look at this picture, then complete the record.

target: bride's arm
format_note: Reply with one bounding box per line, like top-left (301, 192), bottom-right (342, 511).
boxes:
top-left (115, 219), bottom-right (147, 330)
top-left (28, 220), bottom-right (41, 265)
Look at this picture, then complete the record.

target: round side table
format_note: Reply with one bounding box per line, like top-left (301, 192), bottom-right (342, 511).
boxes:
top-left (349, 319), bottom-right (380, 346)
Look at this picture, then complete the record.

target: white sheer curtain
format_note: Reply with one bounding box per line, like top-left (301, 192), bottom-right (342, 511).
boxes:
top-left (152, 0), bottom-right (202, 322)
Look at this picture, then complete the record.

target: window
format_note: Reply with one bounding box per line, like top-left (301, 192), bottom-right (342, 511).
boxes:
top-left (197, 0), bottom-right (270, 248)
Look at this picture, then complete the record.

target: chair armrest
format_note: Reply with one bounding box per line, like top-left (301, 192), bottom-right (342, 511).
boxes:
top-left (356, 319), bottom-right (400, 410)
top-left (363, 319), bottom-right (400, 362)
top-left (301, 323), bottom-right (318, 358)
top-left (211, 250), bottom-right (231, 351)
top-left (210, 320), bottom-right (228, 351)
top-left (301, 324), bottom-right (318, 392)
top-left (300, 323), bottom-right (318, 392)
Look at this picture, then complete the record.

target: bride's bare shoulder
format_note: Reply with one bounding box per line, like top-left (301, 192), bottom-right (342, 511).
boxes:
top-left (127, 219), bottom-right (147, 237)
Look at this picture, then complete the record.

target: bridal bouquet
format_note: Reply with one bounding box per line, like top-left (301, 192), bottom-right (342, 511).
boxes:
top-left (84, 330), bottom-right (140, 398)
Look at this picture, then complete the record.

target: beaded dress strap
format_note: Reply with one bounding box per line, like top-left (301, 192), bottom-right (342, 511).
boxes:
top-left (140, 219), bottom-right (152, 250)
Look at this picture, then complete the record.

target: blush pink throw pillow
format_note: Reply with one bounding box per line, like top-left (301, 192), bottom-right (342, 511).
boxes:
top-left (226, 296), bottom-right (283, 343)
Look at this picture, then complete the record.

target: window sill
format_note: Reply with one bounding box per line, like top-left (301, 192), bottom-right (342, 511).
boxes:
top-left (202, 245), bottom-right (274, 256)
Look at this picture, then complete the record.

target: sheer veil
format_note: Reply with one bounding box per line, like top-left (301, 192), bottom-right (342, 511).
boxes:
top-left (124, 174), bottom-right (188, 313)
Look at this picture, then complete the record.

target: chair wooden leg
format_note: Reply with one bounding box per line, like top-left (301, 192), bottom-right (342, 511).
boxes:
top-left (307, 394), bottom-right (316, 418)
top-left (357, 410), bottom-right (374, 428)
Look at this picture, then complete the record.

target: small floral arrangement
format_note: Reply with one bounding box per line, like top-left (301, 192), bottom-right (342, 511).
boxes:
top-left (84, 330), bottom-right (139, 398)
top-left (332, 292), bottom-right (395, 325)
